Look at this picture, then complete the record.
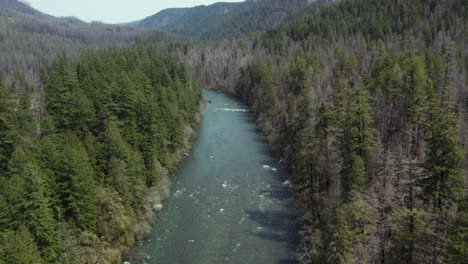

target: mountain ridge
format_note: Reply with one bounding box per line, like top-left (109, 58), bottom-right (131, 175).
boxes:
top-left (135, 0), bottom-right (313, 39)
top-left (0, 0), bottom-right (41, 15)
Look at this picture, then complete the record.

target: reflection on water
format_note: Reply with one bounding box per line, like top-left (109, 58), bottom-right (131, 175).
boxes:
top-left (126, 90), bottom-right (298, 264)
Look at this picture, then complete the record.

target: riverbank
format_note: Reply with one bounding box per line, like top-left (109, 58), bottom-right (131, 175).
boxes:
top-left (99, 98), bottom-right (206, 264)
top-left (126, 90), bottom-right (298, 263)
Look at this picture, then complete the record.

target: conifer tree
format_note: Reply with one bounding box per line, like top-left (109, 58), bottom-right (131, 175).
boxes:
top-left (6, 147), bottom-right (58, 261)
top-left (0, 83), bottom-right (16, 174)
top-left (447, 196), bottom-right (468, 264)
top-left (0, 226), bottom-right (43, 264)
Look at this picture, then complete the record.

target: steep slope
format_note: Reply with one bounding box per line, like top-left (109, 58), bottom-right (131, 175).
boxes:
top-left (137, 0), bottom-right (312, 39)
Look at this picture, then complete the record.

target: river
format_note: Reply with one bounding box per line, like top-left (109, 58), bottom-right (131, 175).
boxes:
top-left (128, 90), bottom-right (298, 264)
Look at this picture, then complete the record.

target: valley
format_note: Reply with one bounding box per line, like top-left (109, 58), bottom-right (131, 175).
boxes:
top-left (0, 0), bottom-right (467, 264)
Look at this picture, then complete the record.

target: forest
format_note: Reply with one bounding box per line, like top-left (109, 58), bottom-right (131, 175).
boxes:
top-left (137, 0), bottom-right (311, 40)
top-left (0, 46), bottom-right (201, 263)
top-left (174, 0), bottom-right (468, 263)
top-left (0, 0), bottom-right (467, 263)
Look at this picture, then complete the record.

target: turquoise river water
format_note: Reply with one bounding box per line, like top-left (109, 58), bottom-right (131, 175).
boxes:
top-left (127, 90), bottom-right (298, 264)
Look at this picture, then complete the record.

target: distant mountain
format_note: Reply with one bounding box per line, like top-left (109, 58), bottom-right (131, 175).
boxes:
top-left (136, 0), bottom-right (313, 39)
top-left (0, 0), bottom-right (143, 91)
top-left (0, 0), bottom-right (41, 15)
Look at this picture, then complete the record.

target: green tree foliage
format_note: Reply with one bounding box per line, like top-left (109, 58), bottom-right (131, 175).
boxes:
top-left (37, 134), bottom-right (98, 232)
top-left (5, 147), bottom-right (57, 261)
top-left (0, 83), bottom-right (16, 174)
top-left (0, 226), bottom-right (43, 264)
top-left (447, 196), bottom-right (468, 264)
top-left (332, 54), bottom-right (376, 195)
top-left (0, 45), bottom-right (200, 262)
top-left (138, 0), bottom-right (309, 40)
top-left (389, 208), bottom-right (433, 264)
top-left (230, 1), bottom-right (466, 263)
top-left (322, 206), bottom-right (353, 264)
top-left (422, 103), bottom-right (464, 209)
top-left (14, 92), bottom-right (36, 139)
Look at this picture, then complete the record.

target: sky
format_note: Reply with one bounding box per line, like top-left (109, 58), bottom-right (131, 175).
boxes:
top-left (26, 0), bottom-right (245, 24)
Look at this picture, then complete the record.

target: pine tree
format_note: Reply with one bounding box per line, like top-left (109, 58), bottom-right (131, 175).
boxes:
top-left (0, 226), bottom-right (43, 264)
top-left (422, 103), bottom-right (464, 209)
top-left (401, 54), bottom-right (431, 264)
top-left (447, 195), bottom-right (468, 264)
top-left (6, 147), bottom-right (58, 261)
top-left (0, 83), bottom-right (16, 174)
top-left (289, 54), bottom-right (310, 95)
top-left (37, 134), bottom-right (98, 232)
top-left (14, 91), bottom-right (36, 139)
top-left (322, 207), bottom-right (353, 264)
top-left (333, 53), bottom-right (376, 193)
top-left (45, 57), bottom-right (95, 133)
top-left (389, 208), bottom-right (433, 264)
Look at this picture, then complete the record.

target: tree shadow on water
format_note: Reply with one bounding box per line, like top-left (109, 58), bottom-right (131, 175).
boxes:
top-left (259, 188), bottom-right (293, 200)
top-left (244, 209), bottom-right (299, 253)
top-left (279, 259), bottom-right (300, 264)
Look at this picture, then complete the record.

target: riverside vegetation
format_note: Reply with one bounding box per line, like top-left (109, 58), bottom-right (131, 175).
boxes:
top-left (0, 0), bottom-right (467, 263)
top-left (174, 0), bottom-right (468, 263)
top-left (0, 47), bottom-right (201, 263)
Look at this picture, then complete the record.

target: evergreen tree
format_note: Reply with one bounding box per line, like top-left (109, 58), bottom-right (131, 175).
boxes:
top-left (447, 196), bottom-right (468, 264)
top-left (322, 206), bottom-right (352, 264)
top-left (37, 134), bottom-right (98, 232)
top-left (422, 103), bottom-right (464, 209)
top-left (14, 91), bottom-right (36, 139)
top-left (0, 83), bottom-right (16, 174)
top-left (6, 147), bottom-right (58, 261)
top-left (0, 226), bottom-right (43, 264)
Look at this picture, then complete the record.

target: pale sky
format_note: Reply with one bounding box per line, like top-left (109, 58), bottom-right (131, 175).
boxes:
top-left (26, 0), bottom-right (245, 24)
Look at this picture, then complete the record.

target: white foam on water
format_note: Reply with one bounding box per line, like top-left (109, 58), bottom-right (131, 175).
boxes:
top-left (172, 188), bottom-right (185, 198)
top-left (188, 240), bottom-right (195, 243)
top-left (271, 168), bottom-right (278, 172)
top-left (238, 216), bottom-right (245, 224)
top-left (263, 165), bottom-right (271, 169)
top-left (217, 108), bottom-right (249, 112)
top-left (233, 243), bottom-right (241, 252)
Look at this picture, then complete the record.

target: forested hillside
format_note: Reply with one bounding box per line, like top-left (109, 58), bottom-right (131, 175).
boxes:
top-left (174, 0), bottom-right (468, 263)
top-left (0, 0), bottom-right (143, 94)
top-left (137, 0), bottom-right (312, 40)
top-left (0, 2), bottom-right (203, 263)
top-left (0, 0), bottom-right (467, 263)
top-left (0, 46), bottom-right (201, 263)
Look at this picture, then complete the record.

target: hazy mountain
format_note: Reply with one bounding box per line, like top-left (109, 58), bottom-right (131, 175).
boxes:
top-left (0, 0), bottom-right (42, 15)
top-left (136, 0), bottom-right (313, 39)
top-left (0, 0), bottom-right (142, 91)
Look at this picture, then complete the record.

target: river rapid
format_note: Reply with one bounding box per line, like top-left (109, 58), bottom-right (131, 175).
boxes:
top-left (128, 90), bottom-right (298, 264)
